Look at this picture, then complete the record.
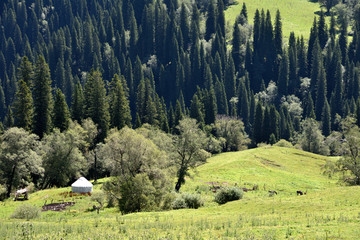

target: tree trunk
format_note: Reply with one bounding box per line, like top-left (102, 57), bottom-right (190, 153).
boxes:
top-left (6, 165), bottom-right (17, 198)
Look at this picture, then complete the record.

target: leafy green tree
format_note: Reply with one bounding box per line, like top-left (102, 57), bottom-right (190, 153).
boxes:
top-left (335, 125), bottom-right (360, 185)
top-left (214, 117), bottom-right (249, 151)
top-left (0, 128), bottom-right (42, 197)
top-left (32, 56), bottom-right (53, 138)
top-left (174, 118), bottom-right (210, 192)
top-left (99, 127), bottom-right (170, 213)
top-left (52, 88), bottom-right (70, 132)
top-left (299, 118), bottom-right (327, 154)
top-left (40, 129), bottom-right (86, 188)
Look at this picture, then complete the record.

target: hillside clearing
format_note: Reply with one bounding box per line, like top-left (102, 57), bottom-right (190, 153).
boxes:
top-left (226, 0), bottom-right (327, 40)
top-left (1, 147), bottom-right (359, 239)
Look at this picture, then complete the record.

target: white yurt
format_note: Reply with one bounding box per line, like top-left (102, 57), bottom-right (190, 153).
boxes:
top-left (71, 177), bottom-right (93, 193)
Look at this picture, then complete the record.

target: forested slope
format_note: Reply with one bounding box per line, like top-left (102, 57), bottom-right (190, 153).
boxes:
top-left (0, 0), bottom-right (359, 144)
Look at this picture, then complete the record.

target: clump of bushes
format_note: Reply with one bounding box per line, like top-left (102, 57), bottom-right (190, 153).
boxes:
top-left (274, 139), bottom-right (294, 148)
top-left (214, 187), bottom-right (243, 205)
top-left (172, 193), bottom-right (203, 209)
top-left (10, 204), bottom-right (40, 220)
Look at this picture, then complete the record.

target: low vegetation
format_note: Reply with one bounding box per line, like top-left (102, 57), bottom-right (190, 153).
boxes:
top-left (1, 147), bottom-right (359, 239)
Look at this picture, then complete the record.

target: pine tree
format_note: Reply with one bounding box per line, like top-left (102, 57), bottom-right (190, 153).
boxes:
top-left (278, 50), bottom-right (289, 97)
top-left (205, 0), bottom-right (217, 41)
top-left (315, 66), bottom-right (327, 120)
top-left (190, 94), bottom-right (204, 125)
top-left (109, 74), bottom-right (131, 130)
top-left (204, 86), bottom-right (217, 125)
top-left (84, 70), bottom-right (110, 142)
top-left (71, 82), bottom-right (84, 123)
top-left (232, 22), bottom-right (241, 72)
top-left (274, 10), bottom-right (283, 56)
top-left (52, 88), bottom-right (70, 132)
top-left (253, 101), bottom-right (263, 144)
top-left (304, 92), bottom-right (316, 119)
top-left (321, 98), bottom-right (331, 136)
top-left (318, 11), bottom-right (328, 49)
top-left (32, 56), bottom-right (53, 138)
top-left (13, 80), bottom-right (33, 131)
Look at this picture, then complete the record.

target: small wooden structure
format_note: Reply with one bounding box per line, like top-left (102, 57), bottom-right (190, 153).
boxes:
top-left (14, 188), bottom-right (28, 201)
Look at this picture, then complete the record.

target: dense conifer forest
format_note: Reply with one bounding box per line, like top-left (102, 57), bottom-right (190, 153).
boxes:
top-left (0, 0), bottom-right (359, 141)
top-left (1, 0), bottom-right (360, 195)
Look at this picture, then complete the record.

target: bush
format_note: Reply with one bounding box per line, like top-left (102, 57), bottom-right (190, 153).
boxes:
top-left (171, 197), bottom-right (187, 210)
top-left (162, 193), bottom-right (176, 210)
top-left (274, 139), bottom-right (294, 148)
top-left (214, 187), bottom-right (243, 205)
top-left (171, 193), bottom-right (204, 209)
top-left (10, 204), bottom-right (40, 220)
top-left (182, 193), bottom-right (203, 209)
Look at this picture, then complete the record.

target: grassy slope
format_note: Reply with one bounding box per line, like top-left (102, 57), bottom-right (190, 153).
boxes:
top-left (225, 0), bottom-right (325, 39)
top-left (1, 147), bottom-right (360, 239)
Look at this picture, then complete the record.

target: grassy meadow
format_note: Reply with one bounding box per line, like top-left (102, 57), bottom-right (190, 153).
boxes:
top-left (1, 146), bottom-right (360, 239)
top-left (225, 0), bottom-right (326, 39)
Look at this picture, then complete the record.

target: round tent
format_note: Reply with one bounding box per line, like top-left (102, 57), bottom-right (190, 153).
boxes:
top-left (71, 177), bottom-right (93, 193)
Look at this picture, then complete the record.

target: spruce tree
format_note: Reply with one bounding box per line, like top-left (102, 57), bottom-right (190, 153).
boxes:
top-left (253, 101), bottom-right (263, 144)
top-left (321, 98), bottom-right (331, 136)
top-left (52, 88), bottom-right (70, 132)
top-left (32, 55), bottom-right (53, 138)
top-left (71, 82), bottom-right (84, 123)
top-left (84, 70), bottom-right (110, 142)
top-left (13, 80), bottom-right (33, 131)
top-left (205, 0), bottom-right (217, 41)
top-left (109, 74), bottom-right (131, 130)
top-left (274, 10), bottom-right (283, 56)
top-left (315, 66), bottom-right (327, 120)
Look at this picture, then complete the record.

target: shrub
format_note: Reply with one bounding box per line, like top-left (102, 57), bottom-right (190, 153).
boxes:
top-left (10, 204), bottom-right (40, 220)
top-left (214, 187), bottom-right (243, 205)
top-left (162, 193), bottom-right (176, 210)
top-left (182, 193), bottom-right (203, 209)
top-left (274, 139), bottom-right (294, 148)
top-left (171, 193), bottom-right (204, 209)
top-left (0, 184), bottom-right (6, 201)
top-left (171, 197), bottom-right (187, 210)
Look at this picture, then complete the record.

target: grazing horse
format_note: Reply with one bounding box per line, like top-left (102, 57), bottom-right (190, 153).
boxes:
top-left (296, 190), bottom-right (306, 195)
top-left (268, 190), bottom-right (278, 195)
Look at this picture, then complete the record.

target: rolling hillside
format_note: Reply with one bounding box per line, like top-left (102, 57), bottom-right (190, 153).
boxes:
top-left (226, 0), bottom-right (325, 39)
top-left (1, 147), bottom-right (360, 239)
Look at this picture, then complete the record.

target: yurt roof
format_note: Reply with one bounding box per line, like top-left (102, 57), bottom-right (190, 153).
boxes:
top-left (71, 177), bottom-right (93, 187)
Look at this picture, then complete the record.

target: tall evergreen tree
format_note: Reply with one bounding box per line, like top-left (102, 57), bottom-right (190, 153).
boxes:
top-left (109, 74), bottom-right (131, 130)
top-left (315, 66), bottom-right (327, 120)
top-left (253, 101), bottom-right (263, 144)
top-left (13, 80), bottom-right (33, 131)
top-left (205, 0), bottom-right (217, 41)
top-left (32, 56), bottom-right (53, 138)
top-left (71, 82), bottom-right (84, 123)
top-left (52, 88), bottom-right (70, 132)
top-left (321, 98), bottom-right (331, 136)
top-left (84, 70), bottom-right (110, 142)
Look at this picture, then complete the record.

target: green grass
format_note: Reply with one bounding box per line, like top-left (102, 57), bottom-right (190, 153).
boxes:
top-left (226, 0), bottom-right (326, 39)
top-left (1, 146), bottom-right (360, 239)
